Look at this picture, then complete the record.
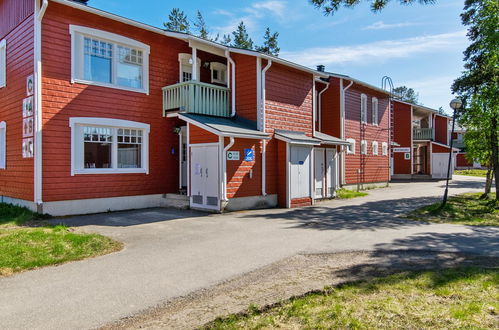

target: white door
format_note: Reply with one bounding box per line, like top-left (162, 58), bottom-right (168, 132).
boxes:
top-left (314, 148), bottom-right (325, 199)
top-left (326, 149), bottom-right (337, 197)
top-left (190, 144), bottom-right (220, 210)
top-left (290, 145), bottom-right (312, 199)
top-left (432, 153), bottom-right (452, 179)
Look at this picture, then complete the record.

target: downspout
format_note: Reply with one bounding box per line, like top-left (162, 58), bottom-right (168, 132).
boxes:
top-left (261, 59), bottom-right (272, 196)
top-left (312, 79), bottom-right (316, 136)
top-left (34, 0), bottom-right (48, 211)
top-left (223, 137), bottom-right (235, 201)
top-left (225, 50), bottom-right (236, 117)
top-left (340, 78), bottom-right (353, 185)
top-left (317, 81), bottom-right (330, 132)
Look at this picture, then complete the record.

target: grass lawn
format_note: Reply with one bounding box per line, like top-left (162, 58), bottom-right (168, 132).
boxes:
top-left (455, 169), bottom-right (488, 177)
top-left (0, 203), bottom-right (122, 277)
top-left (205, 267), bottom-right (499, 329)
top-left (336, 189), bottom-right (368, 199)
top-left (405, 193), bottom-right (498, 226)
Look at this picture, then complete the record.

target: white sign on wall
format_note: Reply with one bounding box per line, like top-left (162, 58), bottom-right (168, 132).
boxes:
top-left (393, 147), bottom-right (411, 153)
top-left (227, 151), bottom-right (240, 161)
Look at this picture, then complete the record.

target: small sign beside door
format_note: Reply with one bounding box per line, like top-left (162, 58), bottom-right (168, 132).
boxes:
top-left (227, 151), bottom-right (240, 161)
top-left (393, 147), bottom-right (411, 153)
top-left (244, 148), bottom-right (254, 162)
top-left (404, 153), bottom-right (411, 160)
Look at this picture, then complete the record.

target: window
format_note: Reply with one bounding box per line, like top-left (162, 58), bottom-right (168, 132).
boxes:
top-left (178, 53), bottom-right (200, 82)
top-left (210, 62), bottom-right (228, 85)
top-left (382, 142), bottom-right (388, 156)
top-left (372, 97), bottom-right (378, 125)
top-left (361, 140), bottom-right (367, 155)
top-left (372, 141), bottom-right (379, 155)
top-left (70, 117), bottom-right (149, 175)
top-left (346, 138), bottom-right (356, 154)
top-left (0, 121), bottom-right (5, 169)
top-left (0, 39), bottom-right (6, 88)
top-left (360, 94), bottom-right (368, 123)
top-left (70, 25), bottom-right (150, 94)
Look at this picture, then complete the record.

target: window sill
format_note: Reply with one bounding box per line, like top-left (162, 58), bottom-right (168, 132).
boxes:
top-left (72, 168), bottom-right (148, 175)
top-left (72, 78), bottom-right (149, 95)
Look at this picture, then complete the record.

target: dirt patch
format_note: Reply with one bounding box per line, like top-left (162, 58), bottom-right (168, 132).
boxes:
top-left (100, 250), bottom-right (498, 330)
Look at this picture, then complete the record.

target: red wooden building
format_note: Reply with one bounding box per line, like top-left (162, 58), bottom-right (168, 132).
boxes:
top-left (391, 100), bottom-right (458, 180)
top-left (0, 0), bottom-right (353, 215)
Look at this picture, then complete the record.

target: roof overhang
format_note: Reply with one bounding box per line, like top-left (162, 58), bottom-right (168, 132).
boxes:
top-left (432, 141), bottom-right (460, 152)
top-left (313, 132), bottom-right (350, 146)
top-left (274, 130), bottom-right (321, 146)
top-left (327, 73), bottom-right (390, 96)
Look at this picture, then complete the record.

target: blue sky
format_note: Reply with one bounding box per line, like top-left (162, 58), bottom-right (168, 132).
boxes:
top-left (88, 0), bottom-right (468, 112)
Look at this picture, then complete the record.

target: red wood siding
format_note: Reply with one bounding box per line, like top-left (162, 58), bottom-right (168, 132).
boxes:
top-left (40, 3), bottom-right (189, 202)
top-left (0, 14), bottom-right (34, 201)
top-left (232, 53), bottom-right (257, 122)
top-left (432, 142), bottom-right (451, 153)
top-left (225, 138), bottom-right (262, 198)
top-left (319, 77), bottom-right (341, 137)
top-left (344, 84), bottom-right (390, 184)
top-left (456, 153), bottom-right (472, 167)
top-left (291, 197), bottom-right (312, 208)
top-left (188, 124), bottom-right (218, 144)
top-left (434, 115), bottom-right (448, 145)
top-left (393, 101), bottom-right (412, 175)
top-left (0, 0), bottom-right (33, 39)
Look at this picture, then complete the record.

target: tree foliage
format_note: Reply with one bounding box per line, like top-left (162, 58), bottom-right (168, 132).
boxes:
top-left (392, 86), bottom-right (420, 104)
top-left (452, 0), bottom-right (499, 200)
top-left (193, 10), bottom-right (209, 39)
top-left (255, 28), bottom-right (280, 56)
top-left (231, 21), bottom-right (254, 50)
top-left (310, 0), bottom-right (436, 15)
top-left (164, 8), bottom-right (190, 33)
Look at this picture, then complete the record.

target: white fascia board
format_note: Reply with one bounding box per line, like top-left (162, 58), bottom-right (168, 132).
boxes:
top-left (328, 73), bottom-right (390, 96)
top-left (69, 117), bottom-right (150, 133)
top-left (274, 134), bottom-right (321, 146)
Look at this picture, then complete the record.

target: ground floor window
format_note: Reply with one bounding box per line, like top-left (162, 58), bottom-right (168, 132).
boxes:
top-left (70, 117), bottom-right (149, 175)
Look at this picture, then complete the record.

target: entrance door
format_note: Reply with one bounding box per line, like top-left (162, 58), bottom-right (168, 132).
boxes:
top-left (432, 153), bottom-right (452, 179)
top-left (314, 148), bottom-right (325, 199)
top-left (180, 127), bottom-right (187, 188)
top-left (290, 145), bottom-right (312, 199)
top-left (190, 144), bottom-right (220, 210)
top-left (326, 149), bottom-right (337, 197)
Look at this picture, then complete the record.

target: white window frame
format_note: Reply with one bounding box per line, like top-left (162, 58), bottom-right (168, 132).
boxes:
top-left (70, 25), bottom-right (150, 94)
top-left (210, 62), bottom-right (228, 85)
top-left (69, 117), bottom-right (150, 176)
top-left (382, 142), bottom-right (388, 156)
top-left (360, 94), bottom-right (368, 124)
top-left (178, 53), bottom-right (201, 82)
top-left (0, 39), bottom-right (6, 88)
top-left (0, 121), bottom-right (6, 169)
top-left (372, 141), bottom-right (379, 155)
top-left (361, 140), bottom-right (367, 155)
top-left (372, 97), bottom-right (378, 126)
top-left (346, 138), bottom-right (356, 155)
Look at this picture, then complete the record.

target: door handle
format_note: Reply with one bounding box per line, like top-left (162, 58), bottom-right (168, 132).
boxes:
top-left (206, 168), bottom-right (208, 178)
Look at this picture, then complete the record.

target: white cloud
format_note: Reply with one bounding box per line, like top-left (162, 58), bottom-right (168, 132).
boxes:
top-left (399, 75), bottom-right (457, 110)
top-left (250, 1), bottom-right (286, 18)
top-left (362, 21), bottom-right (419, 30)
top-left (280, 31), bottom-right (467, 67)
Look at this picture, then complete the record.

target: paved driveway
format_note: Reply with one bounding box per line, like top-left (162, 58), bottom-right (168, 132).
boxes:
top-left (1, 176), bottom-right (498, 330)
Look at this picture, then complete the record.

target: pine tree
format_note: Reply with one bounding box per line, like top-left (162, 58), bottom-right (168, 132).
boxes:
top-left (221, 34), bottom-right (232, 46)
top-left (310, 0), bottom-right (436, 15)
top-left (256, 28), bottom-right (280, 56)
top-left (392, 86), bottom-right (420, 104)
top-left (164, 8), bottom-right (190, 33)
top-left (231, 21), bottom-right (253, 50)
top-left (194, 10), bottom-right (209, 39)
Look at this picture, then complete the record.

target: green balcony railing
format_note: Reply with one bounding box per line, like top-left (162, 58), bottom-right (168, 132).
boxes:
top-left (413, 127), bottom-right (434, 140)
top-left (452, 139), bottom-right (465, 149)
top-left (163, 80), bottom-right (230, 117)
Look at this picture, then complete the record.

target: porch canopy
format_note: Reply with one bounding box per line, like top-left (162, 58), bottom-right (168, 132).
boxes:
top-left (314, 132), bottom-right (351, 146)
top-left (178, 113), bottom-right (270, 139)
top-left (274, 130), bottom-right (321, 145)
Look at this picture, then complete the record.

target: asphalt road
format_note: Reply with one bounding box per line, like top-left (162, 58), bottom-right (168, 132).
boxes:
top-left (1, 175), bottom-right (497, 330)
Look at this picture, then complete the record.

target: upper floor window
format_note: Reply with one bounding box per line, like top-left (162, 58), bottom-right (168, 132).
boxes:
top-left (346, 138), bottom-right (356, 154)
top-left (0, 39), bottom-right (6, 88)
top-left (360, 94), bottom-right (367, 123)
top-left (210, 62), bottom-right (227, 85)
top-left (0, 121), bottom-right (6, 169)
top-left (69, 117), bottom-right (150, 175)
top-left (70, 25), bottom-right (150, 94)
top-left (372, 97), bottom-right (378, 125)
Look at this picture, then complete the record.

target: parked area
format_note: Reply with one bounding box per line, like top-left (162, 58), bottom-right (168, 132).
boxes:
top-left (1, 176), bottom-right (498, 329)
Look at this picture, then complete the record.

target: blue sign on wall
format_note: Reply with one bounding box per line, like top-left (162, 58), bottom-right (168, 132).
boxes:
top-left (244, 148), bottom-right (254, 161)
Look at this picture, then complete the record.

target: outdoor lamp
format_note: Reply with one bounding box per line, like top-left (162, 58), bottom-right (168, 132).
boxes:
top-left (450, 98), bottom-right (462, 111)
top-left (442, 97), bottom-right (462, 206)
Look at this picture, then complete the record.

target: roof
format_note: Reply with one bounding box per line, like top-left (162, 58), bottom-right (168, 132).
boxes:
top-left (391, 141), bottom-right (401, 147)
top-left (178, 113), bottom-right (269, 139)
top-left (393, 99), bottom-right (453, 119)
top-left (326, 72), bottom-right (391, 96)
top-left (432, 141), bottom-right (460, 152)
top-left (314, 132), bottom-right (350, 145)
top-left (51, 0), bottom-right (328, 78)
top-left (274, 130), bottom-right (321, 145)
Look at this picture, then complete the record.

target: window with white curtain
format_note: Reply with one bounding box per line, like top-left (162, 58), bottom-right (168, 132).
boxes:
top-left (70, 25), bottom-right (150, 94)
top-left (361, 140), bottom-right (367, 155)
top-left (346, 138), bottom-right (356, 154)
top-left (372, 141), bottom-right (379, 155)
top-left (360, 94), bottom-right (367, 123)
top-left (0, 121), bottom-right (6, 169)
top-left (382, 142), bottom-right (388, 156)
top-left (372, 97), bottom-right (378, 125)
top-left (0, 39), bottom-right (6, 88)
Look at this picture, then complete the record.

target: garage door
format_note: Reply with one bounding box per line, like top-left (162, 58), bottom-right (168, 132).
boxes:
top-left (432, 153), bottom-right (453, 179)
top-left (290, 145), bottom-right (312, 199)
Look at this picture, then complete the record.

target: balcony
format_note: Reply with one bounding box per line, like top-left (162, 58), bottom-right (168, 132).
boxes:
top-left (413, 127), bottom-right (434, 141)
top-left (163, 80), bottom-right (230, 118)
top-left (452, 139), bottom-right (465, 149)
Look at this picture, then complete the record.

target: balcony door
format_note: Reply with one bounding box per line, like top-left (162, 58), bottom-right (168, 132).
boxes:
top-left (178, 53), bottom-right (200, 82)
